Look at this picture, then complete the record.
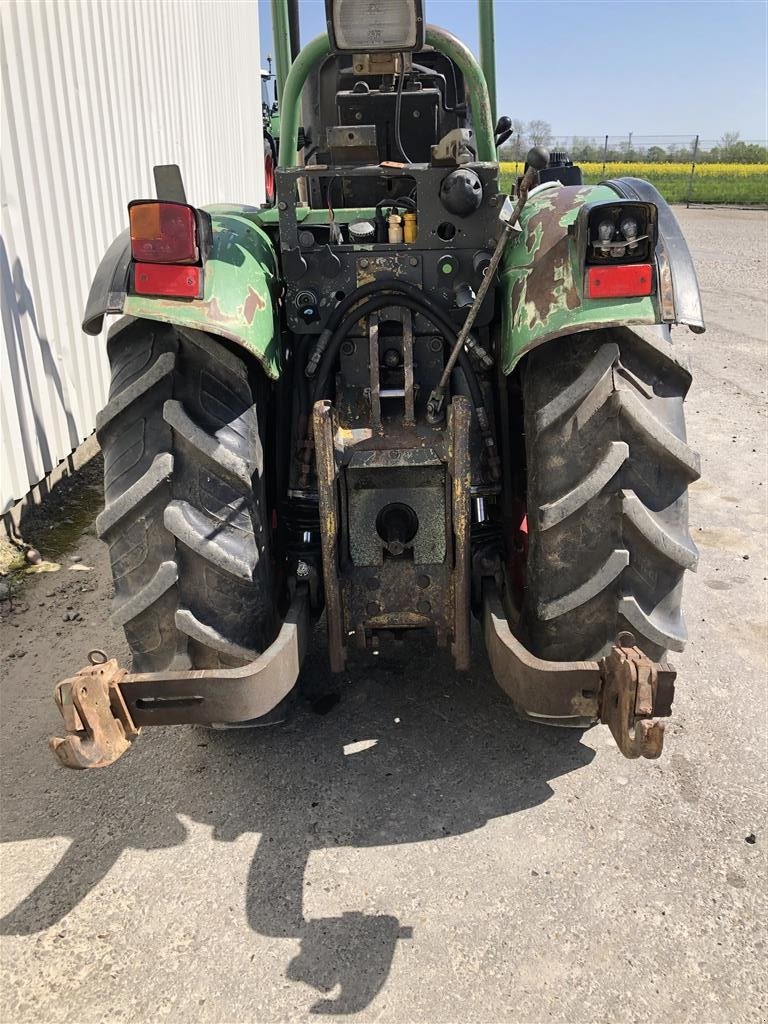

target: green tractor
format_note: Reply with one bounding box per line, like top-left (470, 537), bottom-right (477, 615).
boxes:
top-left (51, 0), bottom-right (703, 769)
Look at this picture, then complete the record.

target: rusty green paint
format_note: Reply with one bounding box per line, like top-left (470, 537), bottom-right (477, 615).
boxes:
top-left (123, 208), bottom-right (282, 379)
top-left (501, 183), bottom-right (660, 374)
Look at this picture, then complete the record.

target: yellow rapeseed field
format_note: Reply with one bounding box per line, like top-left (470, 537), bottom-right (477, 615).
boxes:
top-left (498, 162), bottom-right (768, 203)
top-left (578, 162), bottom-right (768, 178)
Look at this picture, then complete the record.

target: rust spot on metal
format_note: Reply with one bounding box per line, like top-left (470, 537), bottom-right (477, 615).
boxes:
top-left (599, 645), bottom-right (674, 759)
top-left (523, 233), bottom-right (580, 328)
top-left (483, 583), bottom-right (675, 756)
top-left (49, 660), bottom-right (137, 769)
top-left (313, 400), bottom-right (347, 672)
top-left (510, 277), bottom-right (525, 318)
top-left (243, 285), bottom-right (266, 323)
top-left (202, 296), bottom-right (234, 324)
top-left (450, 397), bottom-right (472, 671)
top-left (508, 187), bottom-right (594, 330)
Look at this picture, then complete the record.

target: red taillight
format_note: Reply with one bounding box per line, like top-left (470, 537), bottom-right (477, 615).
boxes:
top-left (586, 264), bottom-right (654, 299)
top-left (129, 201), bottom-right (198, 264)
top-left (133, 263), bottom-right (201, 298)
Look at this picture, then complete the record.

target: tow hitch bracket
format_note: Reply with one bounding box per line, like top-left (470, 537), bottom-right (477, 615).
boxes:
top-left (49, 588), bottom-right (310, 769)
top-left (482, 583), bottom-right (675, 759)
top-left (50, 656), bottom-right (137, 770)
top-left (599, 643), bottom-right (671, 759)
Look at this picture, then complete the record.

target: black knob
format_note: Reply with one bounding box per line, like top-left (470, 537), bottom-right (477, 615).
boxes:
top-left (453, 282), bottom-right (476, 309)
top-left (525, 147), bottom-right (550, 172)
top-left (473, 250), bottom-right (492, 277)
top-left (439, 168), bottom-right (483, 217)
top-left (295, 290), bottom-right (319, 323)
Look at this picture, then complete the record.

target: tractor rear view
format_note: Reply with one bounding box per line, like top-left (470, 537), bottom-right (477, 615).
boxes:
top-left (50, 0), bottom-right (703, 769)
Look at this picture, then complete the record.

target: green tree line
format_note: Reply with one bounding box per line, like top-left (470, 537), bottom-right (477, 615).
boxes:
top-left (499, 126), bottom-right (768, 164)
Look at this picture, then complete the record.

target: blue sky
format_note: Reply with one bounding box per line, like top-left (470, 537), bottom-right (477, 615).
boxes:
top-left (258, 0), bottom-right (768, 141)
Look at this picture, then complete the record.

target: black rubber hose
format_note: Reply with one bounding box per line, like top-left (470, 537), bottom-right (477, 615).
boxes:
top-left (375, 195), bottom-right (417, 212)
top-left (307, 278), bottom-right (483, 390)
top-left (306, 279), bottom-right (412, 374)
top-left (312, 292), bottom-right (484, 413)
top-left (309, 291), bottom-right (501, 481)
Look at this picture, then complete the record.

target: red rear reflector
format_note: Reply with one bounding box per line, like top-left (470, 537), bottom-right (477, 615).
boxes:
top-left (133, 263), bottom-right (201, 298)
top-left (586, 264), bottom-right (654, 299)
top-left (129, 201), bottom-right (198, 263)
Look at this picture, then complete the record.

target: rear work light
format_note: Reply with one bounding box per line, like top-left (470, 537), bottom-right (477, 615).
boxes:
top-left (326, 0), bottom-right (424, 52)
top-left (129, 200), bottom-right (199, 264)
top-left (586, 264), bottom-right (654, 299)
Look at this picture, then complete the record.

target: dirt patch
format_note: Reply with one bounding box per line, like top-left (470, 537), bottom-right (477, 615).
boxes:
top-left (0, 454), bottom-right (104, 580)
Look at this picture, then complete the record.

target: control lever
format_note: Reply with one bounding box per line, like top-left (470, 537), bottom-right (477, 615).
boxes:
top-left (494, 115), bottom-right (513, 149)
top-left (427, 147), bottom-right (550, 425)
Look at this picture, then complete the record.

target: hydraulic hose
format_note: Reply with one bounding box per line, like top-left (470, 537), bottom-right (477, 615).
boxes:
top-left (306, 279), bottom-right (483, 381)
top-left (312, 292), bottom-right (483, 410)
top-left (308, 291), bottom-right (500, 481)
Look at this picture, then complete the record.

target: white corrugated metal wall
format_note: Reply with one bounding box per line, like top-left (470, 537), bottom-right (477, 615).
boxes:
top-left (1, 0), bottom-right (264, 513)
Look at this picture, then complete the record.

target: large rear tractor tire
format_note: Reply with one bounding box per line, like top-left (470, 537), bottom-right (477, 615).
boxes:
top-left (522, 325), bottom-right (700, 664)
top-left (96, 319), bottom-right (276, 675)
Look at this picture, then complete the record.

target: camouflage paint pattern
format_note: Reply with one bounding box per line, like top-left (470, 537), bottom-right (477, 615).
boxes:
top-left (501, 183), bottom-right (660, 374)
top-left (123, 207), bottom-right (282, 379)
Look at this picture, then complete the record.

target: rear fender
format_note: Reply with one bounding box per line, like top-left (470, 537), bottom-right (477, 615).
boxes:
top-left (501, 180), bottom-right (705, 374)
top-left (82, 206), bottom-right (282, 379)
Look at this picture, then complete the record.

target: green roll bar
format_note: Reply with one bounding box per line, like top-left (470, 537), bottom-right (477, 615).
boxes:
top-left (477, 0), bottom-right (497, 127)
top-left (276, 25), bottom-right (496, 167)
top-left (270, 0), bottom-right (293, 105)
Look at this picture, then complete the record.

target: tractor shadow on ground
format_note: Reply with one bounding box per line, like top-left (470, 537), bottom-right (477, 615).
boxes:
top-left (0, 623), bottom-right (595, 1015)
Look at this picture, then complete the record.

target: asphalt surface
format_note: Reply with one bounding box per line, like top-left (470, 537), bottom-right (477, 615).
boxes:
top-left (1, 207), bottom-right (766, 1023)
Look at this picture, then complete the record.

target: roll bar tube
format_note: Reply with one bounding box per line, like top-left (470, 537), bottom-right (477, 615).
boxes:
top-left (477, 0), bottom-right (497, 127)
top-left (270, 0), bottom-right (293, 105)
top-left (277, 25), bottom-right (496, 167)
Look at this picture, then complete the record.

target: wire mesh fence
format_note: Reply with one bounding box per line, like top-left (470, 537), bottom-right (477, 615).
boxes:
top-left (498, 134), bottom-right (768, 205)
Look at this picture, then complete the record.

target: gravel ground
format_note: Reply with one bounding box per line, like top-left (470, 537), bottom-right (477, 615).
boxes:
top-left (0, 207), bottom-right (766, 1024)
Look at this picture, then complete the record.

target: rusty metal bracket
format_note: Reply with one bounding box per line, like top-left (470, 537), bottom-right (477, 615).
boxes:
top-left (482, 582), bottom-right (676, 759)
top-left (449, 397), bottom-right (471, 671)
top-left (49, 588), bottom-right (310, 769)
top-left (599, 642), bottom-right (674, 759)
top-left (313, 400), bottom-right (347, 673)
top-left (49, 655), bottom-right (137, 770)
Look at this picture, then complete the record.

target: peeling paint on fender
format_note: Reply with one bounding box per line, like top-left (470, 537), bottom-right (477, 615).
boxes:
top-left (123, 209), bottom-right (281, 379)
top-left (501, 183), bottom-right (660, 374)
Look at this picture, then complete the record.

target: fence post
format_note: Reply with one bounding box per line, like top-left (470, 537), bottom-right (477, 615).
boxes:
top-left (602, 134), bottom-right (608, 176)
top-left (686, 134), bottom-right (700, 209)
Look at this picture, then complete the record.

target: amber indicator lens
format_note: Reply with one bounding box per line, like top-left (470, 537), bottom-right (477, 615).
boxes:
top-left (129, 201), bottom-right (198, 264)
